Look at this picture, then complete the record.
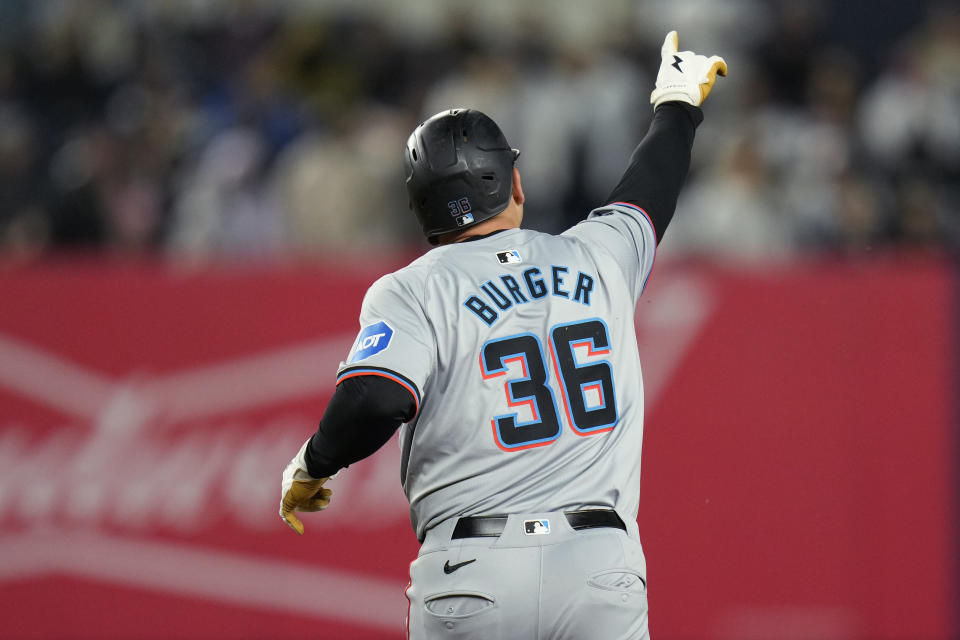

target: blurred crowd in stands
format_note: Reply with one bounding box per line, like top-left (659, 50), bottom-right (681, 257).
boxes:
top-left (0, 0), bottom-right (957, 261)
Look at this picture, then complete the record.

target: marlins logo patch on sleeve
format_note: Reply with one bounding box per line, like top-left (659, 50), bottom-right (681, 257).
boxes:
top-left (348, 321), bottom-right (394, 363)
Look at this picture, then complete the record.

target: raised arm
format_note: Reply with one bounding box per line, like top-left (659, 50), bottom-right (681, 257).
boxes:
top-left (605, 31), bottom-right (727, 241)
top-left (605, 102), bottom-right (702, 242)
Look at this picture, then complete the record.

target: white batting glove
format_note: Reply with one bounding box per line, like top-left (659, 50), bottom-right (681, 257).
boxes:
top-left (650, 31), bottom-right (728, 109)
top-left (279, 437), bottom-right (332, 535)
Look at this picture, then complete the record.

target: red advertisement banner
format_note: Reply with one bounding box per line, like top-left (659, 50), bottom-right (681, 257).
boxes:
top-left (0, 256), bottom-right (954, 639)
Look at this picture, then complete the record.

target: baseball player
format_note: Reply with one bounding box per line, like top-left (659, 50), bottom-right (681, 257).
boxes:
top-left (281, 31), bottom-right (726, 639)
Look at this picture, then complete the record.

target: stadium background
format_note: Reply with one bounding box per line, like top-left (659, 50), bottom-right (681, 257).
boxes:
top-left (0, 0), bottom-right (957, 638)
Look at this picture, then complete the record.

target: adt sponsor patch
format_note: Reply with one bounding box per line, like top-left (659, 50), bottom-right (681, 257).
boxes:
top-left (349, 321), bottom-right (394, 363)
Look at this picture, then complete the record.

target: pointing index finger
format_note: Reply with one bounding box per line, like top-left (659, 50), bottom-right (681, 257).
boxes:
top-left (662, 30), bottom-right (679, 57)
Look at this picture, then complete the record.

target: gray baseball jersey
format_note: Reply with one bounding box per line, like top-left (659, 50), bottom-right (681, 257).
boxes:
top-left (338, 201), bottom-right (655, 542)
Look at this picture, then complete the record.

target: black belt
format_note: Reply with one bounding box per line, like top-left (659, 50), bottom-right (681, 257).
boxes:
top-left (451, 509), bottom-right (626, 539)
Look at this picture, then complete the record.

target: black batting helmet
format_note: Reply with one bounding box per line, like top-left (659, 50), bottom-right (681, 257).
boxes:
top-left (403, 109), bottom-right (519, 242)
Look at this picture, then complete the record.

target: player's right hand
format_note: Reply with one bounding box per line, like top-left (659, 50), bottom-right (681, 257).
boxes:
top-left (279, 436), bottom-right (332, 535)
top-left (280, 473), bottom-right (331, 535)
top-left (650, 30), bottom-right (727, 109)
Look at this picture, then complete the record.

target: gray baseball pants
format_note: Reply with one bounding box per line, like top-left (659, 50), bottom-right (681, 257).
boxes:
top-left (406, 511), bottom-right (650, 640)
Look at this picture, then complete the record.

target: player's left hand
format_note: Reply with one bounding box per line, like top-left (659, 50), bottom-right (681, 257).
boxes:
top-left (650, 30), bottom-right (727, 109)
top-left (279, 437), bottom-right (332, 535)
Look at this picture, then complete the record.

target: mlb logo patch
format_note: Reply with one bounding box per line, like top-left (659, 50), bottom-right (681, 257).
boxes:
top-left (496, 250), bottom-right (522, 264)
top-left (524, 519), bottom-right (550, 535)
top-left (348, 321), bottom-right (394, 363)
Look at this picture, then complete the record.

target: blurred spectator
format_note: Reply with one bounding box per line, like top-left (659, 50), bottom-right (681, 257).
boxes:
top-left (168, 126), bottom-right (282, 256)
top-left (858, 3), bottom-right (960, 250)
top-left (272, 107), bottom-right (415, 251)
top-left (752, 46), bottom-right (863, 249)
top-left (666, 132), bottom-right (794, 261)
top-left (0, 103), bottom-right (48, 256)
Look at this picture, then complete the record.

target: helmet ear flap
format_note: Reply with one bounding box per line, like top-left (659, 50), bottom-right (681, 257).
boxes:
top-left (404, 109), bottom-right (517, 241)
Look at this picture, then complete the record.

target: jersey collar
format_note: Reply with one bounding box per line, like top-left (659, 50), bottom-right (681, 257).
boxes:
top-left (457, 228), bottom-right (516, 243)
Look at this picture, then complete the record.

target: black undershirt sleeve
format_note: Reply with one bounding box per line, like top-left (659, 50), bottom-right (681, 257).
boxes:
top-left (604, 101), bottom-right (703, 242)
top-left (304, 375), bottom-right (416, 478)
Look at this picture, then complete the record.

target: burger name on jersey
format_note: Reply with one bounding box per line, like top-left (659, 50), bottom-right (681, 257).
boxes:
top-left (463, 265), bottom-right (595, 326)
